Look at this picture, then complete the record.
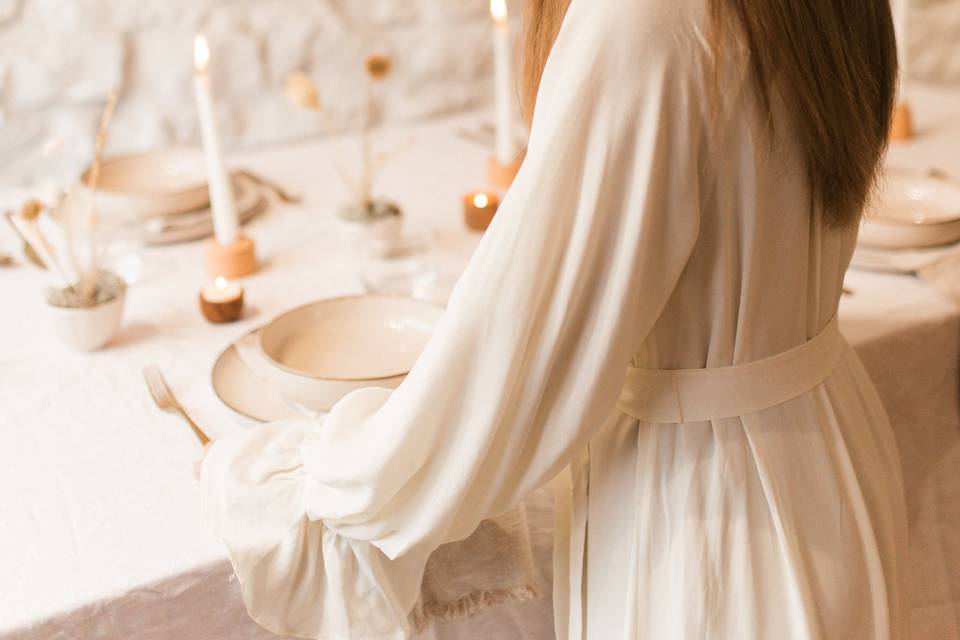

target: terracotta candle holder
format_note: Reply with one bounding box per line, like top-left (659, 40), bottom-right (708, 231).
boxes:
top-left (199, 276), bottom-right (244, 323)
top-left (890, 102), bottom-right (914, 141)
top-left (487, 156), bottom-right (522, 191)
top-left (464, 191), bottom-right (500, 231)
top-left (203, 234), bottom-right (258, 279)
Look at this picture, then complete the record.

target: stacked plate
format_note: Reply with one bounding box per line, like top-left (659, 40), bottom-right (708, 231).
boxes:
top-left (853, 168), bottom-right (960, 273)
top-left (81, 149), bottom-right (265, 245)
top-left (212, 295), bottom-right (445, 422)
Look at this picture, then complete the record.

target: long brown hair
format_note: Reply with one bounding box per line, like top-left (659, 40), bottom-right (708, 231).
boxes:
top-left (521, 0), bottom-right (898, 229)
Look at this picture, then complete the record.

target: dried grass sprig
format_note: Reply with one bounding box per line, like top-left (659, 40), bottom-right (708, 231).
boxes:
top-left (5, 208), bottom-right (74, 289)
top-left (76, 90), bottom-right (118, 301)
top-left (21, 90), bottom-right (123, 306)
top-left (284, 54), bottom-right (398, 210)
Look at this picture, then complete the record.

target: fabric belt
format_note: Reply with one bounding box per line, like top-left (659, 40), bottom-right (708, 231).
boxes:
top-left (617, 316), bottom-right (843, 424)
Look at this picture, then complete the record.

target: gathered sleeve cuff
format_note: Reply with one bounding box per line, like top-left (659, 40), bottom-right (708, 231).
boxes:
top-left (200, 416), bottom-right (427, 640)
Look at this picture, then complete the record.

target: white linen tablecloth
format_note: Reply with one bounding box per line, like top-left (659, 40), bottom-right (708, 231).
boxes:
top-left (1, 85), bottom-right (958, 640)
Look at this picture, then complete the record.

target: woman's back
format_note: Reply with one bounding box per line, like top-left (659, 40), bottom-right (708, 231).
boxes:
top-left (646, 61), bottom-right (859, 369)
top-left (540, 2), bottom-right (908, 637)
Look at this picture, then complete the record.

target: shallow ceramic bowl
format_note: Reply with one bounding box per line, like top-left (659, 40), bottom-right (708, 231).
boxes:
top-left (257, 295), bottom-right (444, 411)
top-left (80, 149), bottom-right (209, 220)
top-left (860, 169), bottom-right (960, 249)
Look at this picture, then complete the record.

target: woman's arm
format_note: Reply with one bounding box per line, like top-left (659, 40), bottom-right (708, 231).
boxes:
top-left (201, 2), bottom-right (708, 637)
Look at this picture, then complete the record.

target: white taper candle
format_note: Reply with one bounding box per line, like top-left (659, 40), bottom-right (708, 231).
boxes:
top-left (193, 34), bottom-right (239, 246)
top-left (491, 0), bottom-right (515, 166)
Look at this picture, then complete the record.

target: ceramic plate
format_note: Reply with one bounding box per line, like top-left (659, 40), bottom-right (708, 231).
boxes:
top-left (850, 241), bottom-right (960, 274)
top-left (81, 149), bottom-right (210, 219)
top-left (211, 328), bottom-right (304, 422)
top-left (140, 174), bottom-right (265, 245)
top-left (859, 169), bottom-right (960, 249)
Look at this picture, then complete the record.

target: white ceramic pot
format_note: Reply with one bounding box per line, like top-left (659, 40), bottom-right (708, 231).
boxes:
top-left (46, 287), bottom-right (127, 352)
top-left (251, 295), bottom-right (443, 412)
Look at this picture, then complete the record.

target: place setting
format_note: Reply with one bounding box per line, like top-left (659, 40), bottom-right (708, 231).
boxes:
top-left (209, 294), bottom-right (445, 422)
top-left (853, 167), bottom-right (960, 273)
top-left (848, 0), bottom-right (960, 301)
top-left (133, 19), bottom-right (529, 428)
top-left (851, 166), bottom-right (960, 304)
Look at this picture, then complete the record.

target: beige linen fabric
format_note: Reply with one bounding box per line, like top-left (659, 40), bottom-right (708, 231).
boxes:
top-left (201, 0), bottom-right (908, 638)
top-left (413, 507), bottom-right (539, 632)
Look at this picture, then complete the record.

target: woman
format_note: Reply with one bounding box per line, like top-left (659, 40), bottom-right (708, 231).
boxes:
top-left (201, 0), bottom-right (908, 638)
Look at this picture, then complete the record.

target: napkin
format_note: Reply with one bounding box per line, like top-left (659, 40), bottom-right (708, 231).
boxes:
top-left (231, 330), bottom-right (542, 630)
top-left (412, 504), bottom-right (541, 632)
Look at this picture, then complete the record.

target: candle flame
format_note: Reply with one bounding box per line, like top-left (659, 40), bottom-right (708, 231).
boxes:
top-left (215, 276), bottom-right (227, 289)
top-left (473, 193), bottom-right (490, 208)
top-left (490, 0), bottom-right (508, 22)
top-left (194, 34), bottom-right (210, 72)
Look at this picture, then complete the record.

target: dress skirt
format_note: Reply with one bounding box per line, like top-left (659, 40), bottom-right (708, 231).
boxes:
top-left (555, 342), bottom-right (909, 640)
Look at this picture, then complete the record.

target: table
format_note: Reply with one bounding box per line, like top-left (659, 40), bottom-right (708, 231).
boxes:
top-left (1, 86), bottom-right (958, 640)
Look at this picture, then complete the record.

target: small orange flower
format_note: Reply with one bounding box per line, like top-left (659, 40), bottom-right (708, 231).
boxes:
top-left (365, 53), bottom-right (392, 80)
top-left (285, 71), bottom-right (321, 110)
top-left (20, 199), bottom-right (43, 220)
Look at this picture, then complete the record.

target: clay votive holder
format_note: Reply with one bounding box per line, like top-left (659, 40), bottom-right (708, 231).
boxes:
top-left (199, 276), bottom-right (244, 323)
top-left (487, 156), bottom-right (522, 191)
top-left (463, 191), bottom-right (500, 231)
top-left (890, 102), bottom-right (914, 141)
top-left (203, 234), bottom-right (258, 279)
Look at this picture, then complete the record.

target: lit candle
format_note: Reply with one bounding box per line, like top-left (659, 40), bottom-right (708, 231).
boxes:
top-left (199, 276), bottom-right (244, 323)
top-left (463, 191), bottom-right (500, 231)
top-left (490, 0), bottom-right (514, 166)
top-left (193, 34), bottom-right (239, 246)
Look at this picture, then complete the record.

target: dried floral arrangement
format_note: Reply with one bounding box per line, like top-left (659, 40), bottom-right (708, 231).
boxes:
top-left (285, 53), bottom-right (405, 224)
top-left (5, 91), bottom-right (125, 308)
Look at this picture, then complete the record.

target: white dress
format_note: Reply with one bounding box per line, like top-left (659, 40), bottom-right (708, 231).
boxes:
top-left (201, 0), bottom-right (909, 638)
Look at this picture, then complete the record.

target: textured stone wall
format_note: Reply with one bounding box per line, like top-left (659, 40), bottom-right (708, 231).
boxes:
top-left (0, 0), bottom-right (957, 186)
top-left (910, 0), bottom-right (960, 86)
top-left (0, 0), bottom-right (524, 185)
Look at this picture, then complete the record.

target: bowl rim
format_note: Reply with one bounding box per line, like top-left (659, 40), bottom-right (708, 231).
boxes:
top-left (79, 148), bottom-right (209, 197)
top-left (257, 293), bottom-right (446, 382)
top-left (866, 167), bottom-right (960, 228)
top-left (863, 214), bottom-right (960, 229)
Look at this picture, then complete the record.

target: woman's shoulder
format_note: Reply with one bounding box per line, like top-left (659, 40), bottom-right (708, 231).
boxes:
top-left (566, 0), bottom-right (711, 69)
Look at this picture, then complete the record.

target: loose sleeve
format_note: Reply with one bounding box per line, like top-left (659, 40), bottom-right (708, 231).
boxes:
top-left (202, 2), bottom-right (707, 637)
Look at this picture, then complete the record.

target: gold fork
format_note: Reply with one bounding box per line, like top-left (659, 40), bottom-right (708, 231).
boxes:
top-left (142, 365), bottom-right (211, 445)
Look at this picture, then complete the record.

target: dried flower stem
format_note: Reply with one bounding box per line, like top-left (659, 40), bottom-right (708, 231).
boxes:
top-left (284, 58), bottom-right (399, 210)
top-left (78, 91), bottom-right (118, 301)
top-left (4, 211), bottom-right (73, 288)
top-left (86, 91), bottom-right (118, 209)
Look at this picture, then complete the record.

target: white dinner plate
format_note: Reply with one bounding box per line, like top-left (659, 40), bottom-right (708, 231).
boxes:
top-left (850, 241), bottom-right (960, 274)
top-left (859, 169), bottom-right (960, 249)
top-left (211, 328), bottom-right (304, 423)
top-left (140, 174), bottom-right (265, 245)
